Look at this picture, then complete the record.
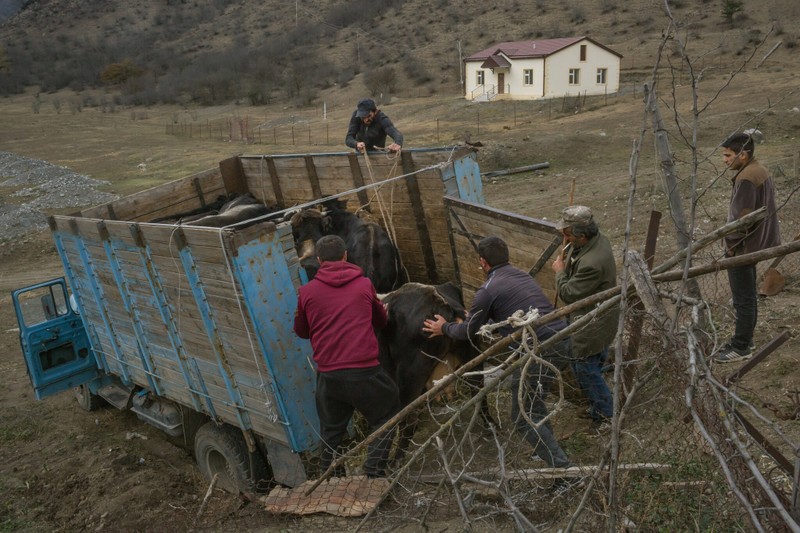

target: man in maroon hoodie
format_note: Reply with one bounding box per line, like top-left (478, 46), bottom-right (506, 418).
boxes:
top-left (293, 235), bottom-right (400, 478)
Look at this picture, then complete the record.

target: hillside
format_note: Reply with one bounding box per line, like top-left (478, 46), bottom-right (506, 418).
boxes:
top-left (1, 0), bottom-right (798, 106)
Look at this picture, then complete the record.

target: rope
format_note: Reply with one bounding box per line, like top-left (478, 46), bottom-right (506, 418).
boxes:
top-left (362, 149), bottom-right (407, 287)
top-left (221, 157), bottom-right (453, 230)
top-left (474, 307), bottom-right (566, 430)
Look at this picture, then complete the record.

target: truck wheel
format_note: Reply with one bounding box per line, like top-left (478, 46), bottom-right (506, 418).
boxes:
top-left (193, 423), bottom-right (268, 494)
top-left (74, 384), bottom-right (104, 411)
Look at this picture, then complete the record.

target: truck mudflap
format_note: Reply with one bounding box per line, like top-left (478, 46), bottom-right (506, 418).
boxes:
top-left (12, 278), bottom-right (100, 399)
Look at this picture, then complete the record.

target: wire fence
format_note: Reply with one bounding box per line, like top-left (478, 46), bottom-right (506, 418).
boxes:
top-left (162, 89), bottom-right (645, 147)
top-left (282, 149), bottom-right (800, 531)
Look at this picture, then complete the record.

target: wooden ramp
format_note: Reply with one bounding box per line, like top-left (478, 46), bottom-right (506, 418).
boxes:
top-left (261, 476), bottom-right (389, 517)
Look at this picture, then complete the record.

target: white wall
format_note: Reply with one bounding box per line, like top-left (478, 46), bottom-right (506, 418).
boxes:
top-left (465, 57), bottom-right (546, 101)
top-left (502, 57), bottom-right (545, 99)
top-left (464, 61), bottom-right (489, 100)
top-left (544, 42), bottom-right (620, 98)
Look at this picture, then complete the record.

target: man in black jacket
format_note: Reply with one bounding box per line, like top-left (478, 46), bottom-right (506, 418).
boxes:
top-left (345, 98), bottom-right (404, 153)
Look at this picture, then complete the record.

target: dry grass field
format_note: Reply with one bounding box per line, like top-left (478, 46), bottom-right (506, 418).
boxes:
top-left (1, 2), bottom-right (800, 530)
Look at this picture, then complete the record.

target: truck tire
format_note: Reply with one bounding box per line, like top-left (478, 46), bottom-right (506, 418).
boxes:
top-left (193, 422), bottom-right (268, 494)
top-left (74, 384), bottom-right (104, 411)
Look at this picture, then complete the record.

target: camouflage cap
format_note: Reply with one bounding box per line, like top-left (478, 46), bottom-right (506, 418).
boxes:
top-left (556, 205), bottom-right (593, 230)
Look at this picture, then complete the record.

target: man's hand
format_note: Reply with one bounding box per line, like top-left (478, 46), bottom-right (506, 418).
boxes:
top-left (356, 141), bottom-right (366, 153)
top-left (552, 252), bottom-right (566, 273)
top-left (422, 314), bottom-right (447, 337)
top-left (387, 143), bottom-right (401, 153)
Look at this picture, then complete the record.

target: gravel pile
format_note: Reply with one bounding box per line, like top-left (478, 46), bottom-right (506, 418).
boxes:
top-left (0, 152), bottom-right (118, 241)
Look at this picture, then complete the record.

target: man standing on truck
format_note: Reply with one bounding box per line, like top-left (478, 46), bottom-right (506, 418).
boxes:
top-left (293, 235), bottom-right (400, 478)
top-left (345, 98), bottom-right (404, 153)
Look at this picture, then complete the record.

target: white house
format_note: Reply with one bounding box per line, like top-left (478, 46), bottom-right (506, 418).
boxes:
top-left (464, 37), bottom-right (622, 101)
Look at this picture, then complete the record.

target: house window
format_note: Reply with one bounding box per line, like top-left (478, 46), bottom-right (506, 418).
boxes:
top-left (523, 69), bottom-right (533, 85)
top-left (597, 68), bottom-right (607, 84)
top-left (580, 44), bottom-right (587, 61)
top-left (476, 70), bottom-right (485, 85)
top-left (569, 68), bottom-right (580, 85)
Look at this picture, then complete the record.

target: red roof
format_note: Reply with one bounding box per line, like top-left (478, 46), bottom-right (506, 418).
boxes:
top-left (465, 36), bottom-right (622, 61)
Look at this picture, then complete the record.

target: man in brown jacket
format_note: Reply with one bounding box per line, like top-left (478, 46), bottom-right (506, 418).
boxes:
top-left (714, 132), bottom-right (781, 363)
top-left (552, 206), bottom-right (618, 429)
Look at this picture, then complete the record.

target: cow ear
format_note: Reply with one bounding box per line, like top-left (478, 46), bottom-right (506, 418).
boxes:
top-left (322, 215), bottom-right (333, 233)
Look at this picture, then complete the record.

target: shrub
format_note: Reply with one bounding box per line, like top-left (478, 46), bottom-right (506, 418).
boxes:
top-left (364, 66), bottom-right (398, 98)
top-left (100, 59), bottom-right (146, 86)
top-left (721, 0), bottom-right (743, 25)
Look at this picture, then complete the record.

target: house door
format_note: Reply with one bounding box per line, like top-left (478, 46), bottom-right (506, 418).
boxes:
top-left (497, 73), bottom-right (505, 94)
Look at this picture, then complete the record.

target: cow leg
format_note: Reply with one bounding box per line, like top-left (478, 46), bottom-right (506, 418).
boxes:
top-left (392, 357), bottom-right (433, 464)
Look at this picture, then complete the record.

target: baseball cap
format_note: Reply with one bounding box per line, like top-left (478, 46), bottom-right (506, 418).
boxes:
top-left (355, 98), bottom-right (377, 118)
top-left (556, 205), bottom-right (593, 230)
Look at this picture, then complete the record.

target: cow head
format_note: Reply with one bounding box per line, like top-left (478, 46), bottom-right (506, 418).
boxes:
top-left (288, 208), bottom-right (326, 279)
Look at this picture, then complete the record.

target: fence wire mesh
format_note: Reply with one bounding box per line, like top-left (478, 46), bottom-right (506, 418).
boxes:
top-left (300, 150), bottom-right (800, 531)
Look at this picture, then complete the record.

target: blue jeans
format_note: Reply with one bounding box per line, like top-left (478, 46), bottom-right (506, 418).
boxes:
top-left (571, 348), bottom-right (613, 420)
top-left (511, 337), bottom-right (573, 468)
top-left (727, 264), bottom-right (757, 351)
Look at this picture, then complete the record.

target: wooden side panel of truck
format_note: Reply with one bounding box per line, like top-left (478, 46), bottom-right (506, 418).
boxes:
top-left (16, 147), bottom-right (562, 490)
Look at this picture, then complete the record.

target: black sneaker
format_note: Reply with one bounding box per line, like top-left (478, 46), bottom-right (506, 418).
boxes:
top-left (591, 418), bottom-right (612, 435)
top-left (713, 343), bottom-right (754, 364)
top-left (550, 477), bottom-right (586, 498)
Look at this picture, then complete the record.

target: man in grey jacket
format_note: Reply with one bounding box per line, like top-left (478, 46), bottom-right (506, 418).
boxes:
top-left (552, 206), bottom-right (617, 429)
top-left (423, 236), bottom-right (581, 495)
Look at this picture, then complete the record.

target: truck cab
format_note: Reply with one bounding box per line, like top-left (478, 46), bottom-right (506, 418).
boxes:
top-left (12, 278), bottom-right (99, 400)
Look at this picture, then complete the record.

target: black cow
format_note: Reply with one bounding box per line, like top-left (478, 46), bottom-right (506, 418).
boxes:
top-left (183, 193), bottom-right (279, 228)
top-left (288, 199), bottom-right (406, 292)
top-left (323, 199), bottom-right (406, 293)
top-left (379, 281), bottom-right (488, 460)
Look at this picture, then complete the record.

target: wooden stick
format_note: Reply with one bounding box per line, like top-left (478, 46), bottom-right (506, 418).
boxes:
top-left (756, 41), bottom-right (782, 68)
top-left (195, 473), bottom-right (219, 525)
top-left (417, 463), bottom-right (670, 483)
top-left (554, 177), bottom-right (577, 308)
top-left (764, 231), bottom-right (800, 270)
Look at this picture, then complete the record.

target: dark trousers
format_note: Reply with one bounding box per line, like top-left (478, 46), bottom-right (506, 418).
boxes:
top-left (511, 337), bottom-right (573, 468)
top-left (727, 264), bottom-right (757, 351)
top-left (571, 347), bottom-right (614, 420)
top-left (316, 365), bottom-right (400, 477)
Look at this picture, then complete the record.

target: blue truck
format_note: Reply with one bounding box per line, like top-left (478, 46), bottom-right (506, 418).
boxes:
top-left (12, 147), bottom-right (560, 493)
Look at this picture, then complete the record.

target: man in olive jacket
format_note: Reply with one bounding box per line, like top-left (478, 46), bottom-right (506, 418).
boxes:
top-left (552, 206), bottom-right (618, 427)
